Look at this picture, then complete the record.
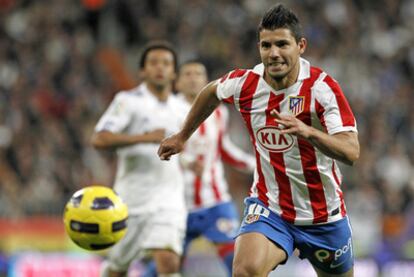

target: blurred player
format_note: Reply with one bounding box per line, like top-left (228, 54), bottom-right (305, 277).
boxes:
top-left (92, 41), bottom-right (187, 277)
top-left (145, 61), bottom-right (255, 276)
top-left (158, 4), bottom-right (360, 277)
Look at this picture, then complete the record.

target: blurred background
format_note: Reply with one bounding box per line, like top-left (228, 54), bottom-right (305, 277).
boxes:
top-left (0, 0), bottom-right (413, 276)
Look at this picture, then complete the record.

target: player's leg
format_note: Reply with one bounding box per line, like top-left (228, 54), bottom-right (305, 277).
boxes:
top-left (141, 210), bottom-right (187, 275)
top-left (152, 249), bottom-right (181, 274)
top-left (233, 232), bottom-right (287, 276)
top-left (202, 202), bottom-right (240, 276)
top-left (232, 198), bottom-right (295, 277)
top-left (294, 216), bottom-right (354, 277)
top-left (141, 211), bottom-right (198, 276)
top-left (100, 216), bottom-right (144, 277)
top-left (313, 265), bottom-right (354, 277)
top-left (100, 261), bottom-right (127, 277)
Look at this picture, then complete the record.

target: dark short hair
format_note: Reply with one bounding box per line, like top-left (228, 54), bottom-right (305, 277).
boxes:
top-left (139, 41), bottom-right (178, 72)
top-left (180, 59), bottom-right (204, 68)
top-left (179, 58), bottom-right (207, 73)
top-left (257, 4), bottom-right (303, 42)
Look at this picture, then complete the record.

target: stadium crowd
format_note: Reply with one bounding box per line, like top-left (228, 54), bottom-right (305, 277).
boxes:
top-left (0, 0), bottom-right (413, 267)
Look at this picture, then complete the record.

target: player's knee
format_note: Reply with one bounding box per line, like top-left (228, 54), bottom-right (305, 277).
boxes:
top-left (154, 250), bottom-right (181, 274)
top-left (157, 258), bottom-right (180, 274)
top-left (233, 259), bottom-right (265, 277)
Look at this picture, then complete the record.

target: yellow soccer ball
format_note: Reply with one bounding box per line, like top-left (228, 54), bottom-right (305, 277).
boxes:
top-left (63, 186), bottom-right (128, 250)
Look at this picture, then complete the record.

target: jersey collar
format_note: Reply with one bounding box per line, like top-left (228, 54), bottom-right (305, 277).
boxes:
top-left (252, 57), bottom-right (311, 81)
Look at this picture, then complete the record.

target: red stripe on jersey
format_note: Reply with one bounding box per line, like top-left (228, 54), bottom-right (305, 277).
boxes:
top-left (323, 75), bottom-right (355, 127)
top-left (222, 96), bottom-right (234, 104)
top-left (315, 99), bottom-right (327, 132)
top-left (229, 69), bottom-right (247, 79)
top-left (238, 73), bottom-right (266, 204)
top-left (193, 123), bottom-right (206, 207)
top-left (193, 176), bottom-right (202, 207)
top-left (298, 67), bottom-right (329, 224)
top-left (332, 162), bottom-right (346, 216)
top-left (211, 166), bottom-right (221, 201)
top-left (211, 109), bottom-right (222, 202)
top-left (220, 73), bottom-right (229, 83)
top-left (266, 92), bottom-right (296, 223)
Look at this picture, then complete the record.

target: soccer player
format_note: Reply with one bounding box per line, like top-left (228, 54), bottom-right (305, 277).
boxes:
top-left (92, 41), bottom-right (187, 277)
top-left (177, 61), bottom-right (255, 275)
top-left (158, 4), bottom-right (360, 277)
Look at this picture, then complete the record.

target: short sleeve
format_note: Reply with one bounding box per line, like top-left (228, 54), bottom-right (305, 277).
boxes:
top-left (315, 76), bottom-right (357, 135)
top-left (95, 93), bottom-right (132, 133)
top-left (216, 69), bottom-right (248, 104)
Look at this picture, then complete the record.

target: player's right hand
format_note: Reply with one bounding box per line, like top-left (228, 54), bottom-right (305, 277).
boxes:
top-left (189, 160), bottom-right (204, 176)
top-left (144, 128), bottom-right (166, 143)
top-left (158, 133), bottom-right (185, 161)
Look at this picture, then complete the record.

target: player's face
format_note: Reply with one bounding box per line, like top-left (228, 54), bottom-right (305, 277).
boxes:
top-left (176, 63), bottom-right (208, 99)
top-left (258, 28), bottom-right (306, 81)
top-left (142, 49), bottom-right (176, 89)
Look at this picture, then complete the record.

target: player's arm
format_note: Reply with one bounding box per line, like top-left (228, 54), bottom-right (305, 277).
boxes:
top-left (271, 110), bottom-right (359, 165)
top-left (307, 131), bottom-right (359, 165)
top-left (158, 81), bottom-right (220, 160)
top-left (91, 129), bottom-right (166, 149)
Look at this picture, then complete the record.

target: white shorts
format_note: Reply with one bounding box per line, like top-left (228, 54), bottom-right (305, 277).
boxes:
top-left (105, 210), bottom-right (187, 271)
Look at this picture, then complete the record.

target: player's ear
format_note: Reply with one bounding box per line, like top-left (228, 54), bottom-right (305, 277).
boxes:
top-left (298, 38), bottom-right (307, 55)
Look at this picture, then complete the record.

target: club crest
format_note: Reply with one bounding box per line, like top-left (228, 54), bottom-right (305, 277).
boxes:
top-left (288, 96), bottom-right (305, 116)
top-left (245, 214), bottom-right (260, 224)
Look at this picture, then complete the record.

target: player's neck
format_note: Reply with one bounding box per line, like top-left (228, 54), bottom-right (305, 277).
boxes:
top-left (146, 82), bottom-right (171, 102)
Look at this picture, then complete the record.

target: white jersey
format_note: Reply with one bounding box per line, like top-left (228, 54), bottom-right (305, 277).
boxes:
top-left (95, 84), bottom-right (187, 215)
top-left (216, 58), bottom-right (358, 225)
top-left (180, 99), bottom-right (255, 211)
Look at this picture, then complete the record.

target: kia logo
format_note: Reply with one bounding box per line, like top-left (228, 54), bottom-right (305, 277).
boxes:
top-left (255, 126), bottom-right (294, 152)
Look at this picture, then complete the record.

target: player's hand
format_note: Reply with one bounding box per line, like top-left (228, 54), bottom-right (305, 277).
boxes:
top-left (158, 133), bottom-right (185, 161)
top-left (270, 109), bottom-right (312, 139)
top-left (143, 129), bottom-right (166, 143)
top-left (189, 160), bottom-right (204, 177)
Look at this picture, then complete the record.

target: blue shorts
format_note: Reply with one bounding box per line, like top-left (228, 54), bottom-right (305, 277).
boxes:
top-left (237, 197), bottom-right (354, 274)
top-left (185, 201), bottom-right (239, 250)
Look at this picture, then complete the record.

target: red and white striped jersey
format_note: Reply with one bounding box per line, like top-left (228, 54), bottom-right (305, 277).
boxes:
top-left (180, 99), bottom-right (255, 211)
top-left (216, 58), bottom-right (357, 225)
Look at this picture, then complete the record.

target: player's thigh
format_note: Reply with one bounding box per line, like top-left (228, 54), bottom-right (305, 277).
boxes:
top-left (313, 265), bottom-right (354, 277)
top-left (296, 217), bottom-right (354, 276)
top-left (152, 249), bottom-right (181, 274)
top-left (233, 232), bottom-right (286, 275)
top-left (141, 210), bottom-right (187, 257)
top-left (105, 216), bottom-right (145, 271)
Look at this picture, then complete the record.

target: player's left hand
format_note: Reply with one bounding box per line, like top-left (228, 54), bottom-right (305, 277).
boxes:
top-left (270, 109), bottom-right (312, 139)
